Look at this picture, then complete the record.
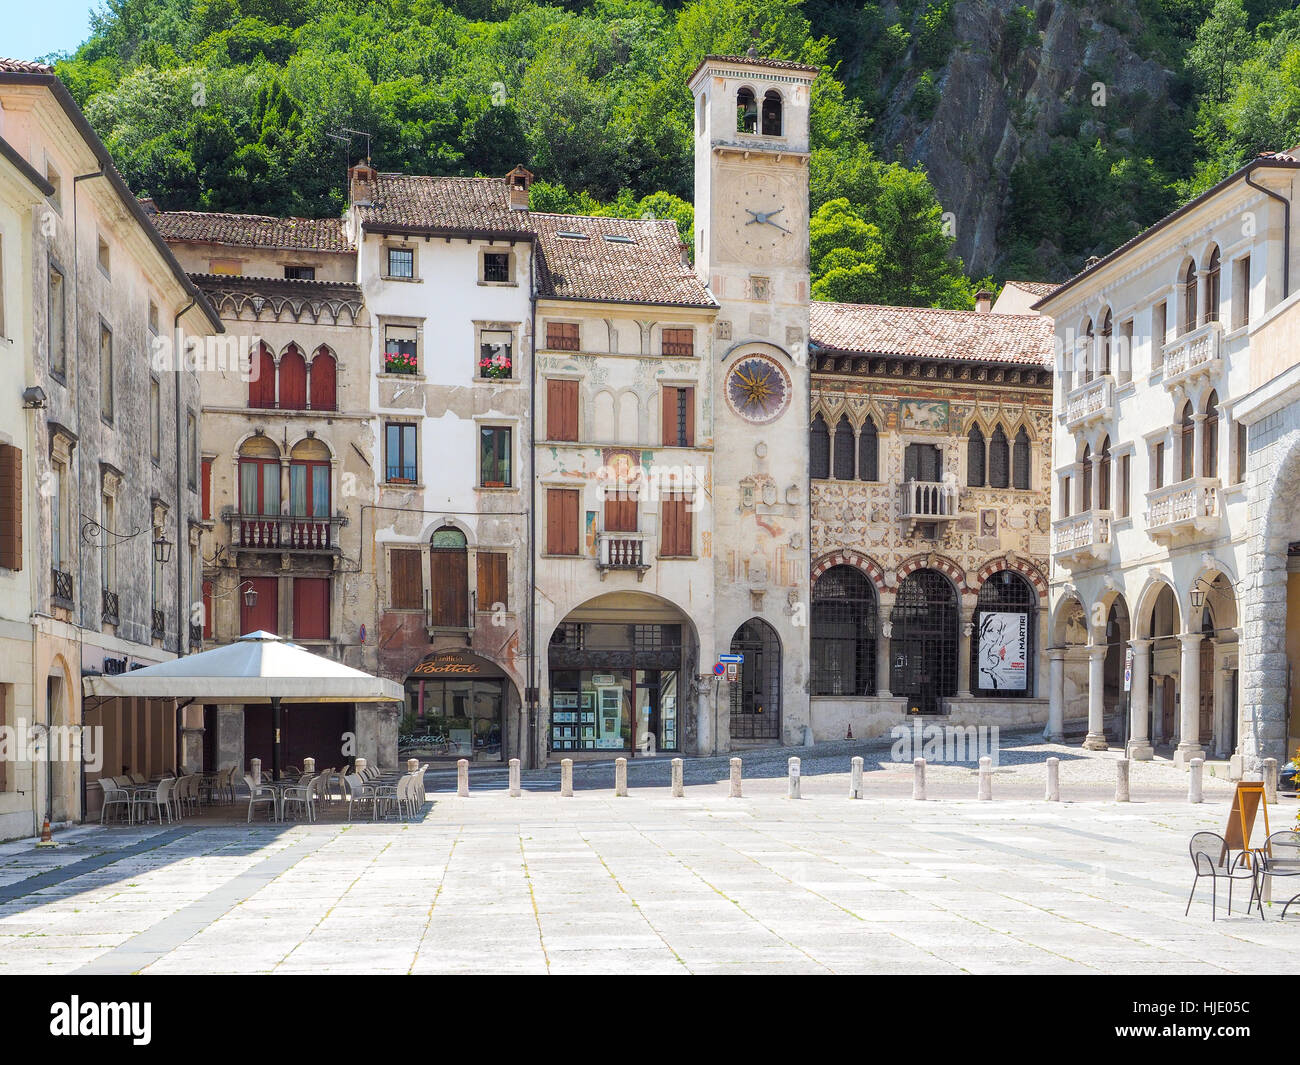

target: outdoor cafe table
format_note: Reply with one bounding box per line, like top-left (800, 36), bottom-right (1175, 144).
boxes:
top-left (1250, 847), bottom-right (1300, 919)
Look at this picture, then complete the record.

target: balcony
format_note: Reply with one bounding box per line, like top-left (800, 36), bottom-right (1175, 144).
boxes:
top-left (102, 588), bottom-right (119, 625)
top-left (1063, 375), bottom-right (1114, 432)
top-left (596, 533), bottom-right (650, 580)
top-left (151, 608), bottom-right (166, 640)
top-left (900, 480), bottom-right (960, 536)
top-left (51, 567), bottom-right (73, 604)
top-left (1162, 321), bottom-right (1223, 392)
top-left (225, 511), bottom-right (347, 554)
top-left (1145, 477), bottom-right (1220, 543)
top-left (1052, 510), bottom-right (1113, 569)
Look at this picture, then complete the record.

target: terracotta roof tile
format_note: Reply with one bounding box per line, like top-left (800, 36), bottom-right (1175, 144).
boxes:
top-left (809, 301), bottom-right (1055, 367)
top-left (1002, 280), bottom-right (1060, 297)
top-left (696, 54), bottom-right (821, 73)
top-left (354, 174), bottom-right (532, 237)
top-left (0, 58), bottom-right (54, 74)
top-left (153, 211), bottom-right (350, 252)
top-left (533, 213), bottom-right (716, 308)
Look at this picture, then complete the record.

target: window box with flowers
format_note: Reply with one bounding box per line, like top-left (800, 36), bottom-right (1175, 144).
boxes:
top-left (478, 330), bottom-right (515, 381)
top-left (384, 349), bottom-right (419, 375)
top-left (479, 351), bottom-right (513, 380)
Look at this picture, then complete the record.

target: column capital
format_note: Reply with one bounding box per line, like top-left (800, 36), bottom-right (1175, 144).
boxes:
top-left (1128, 637), bottom-right (1152, 651)
top-left (1087, 643), bottom-right (1108, 659)
top-left (1179, 631), bottom-right (1206, 648)
top-left (1048, 646), bottom-right (1067, 661)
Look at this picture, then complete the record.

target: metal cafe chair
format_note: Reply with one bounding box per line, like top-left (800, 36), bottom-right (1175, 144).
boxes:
top-left (1250, 830), bottom-right (1300, 919)
top-left (1186, 831), bottom-right (1257, 920)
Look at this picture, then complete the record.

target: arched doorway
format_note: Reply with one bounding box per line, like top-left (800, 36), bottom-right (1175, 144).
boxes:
top-left (892, 570), bottom-right (959, 714)
top-left (402, 649), bottom-right (510, 763)
top-left (811, 566), bottom-right (878, 696)
top-left (430, 526), bottom-right (468, 628)
top-left (729, 618), bottom-right (781, 741)
top-left (970, 570), bottom-right (1037, 696)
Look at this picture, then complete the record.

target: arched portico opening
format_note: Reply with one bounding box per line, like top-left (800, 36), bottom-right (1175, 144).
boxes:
top-left (891, 569), bottom-right (959, 714)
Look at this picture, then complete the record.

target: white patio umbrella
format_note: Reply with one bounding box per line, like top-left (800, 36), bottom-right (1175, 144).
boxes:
top-left (83, 631), bottom-right (403, 778)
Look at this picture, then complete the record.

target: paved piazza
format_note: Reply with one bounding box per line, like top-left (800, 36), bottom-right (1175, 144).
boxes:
top-left (1, 737), bottom-right (1297, 975)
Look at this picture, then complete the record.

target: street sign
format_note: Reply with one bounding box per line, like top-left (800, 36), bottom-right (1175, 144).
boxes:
top-left (1123, 646), bottom-right (1133, 692)
top-left (719, 654), bottom-right (744, 664)
top-left (713, 662), bottom-right (726, 677)
top-left (726, 663), bottom-right (738, 681)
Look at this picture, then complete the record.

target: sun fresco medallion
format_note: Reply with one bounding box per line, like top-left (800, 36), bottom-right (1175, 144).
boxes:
top-left (726, 354), bottom-right (791, 424)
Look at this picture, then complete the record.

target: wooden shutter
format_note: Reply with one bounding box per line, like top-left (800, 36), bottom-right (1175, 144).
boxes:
top-left (604, 493), bottom-right (637, 532)
top-left (476, 552), bottom-right (508, 610)
top-left (547, 489), bottom-right (579, 555)
top-left (240, 577), bottom-right (278, 635)
top-left (292, 577), bottom-right (330, 639)
top-left (0, 444), bottom-right (21, 571)
top-left (389, 548), bottom-right (423, 610)
top-left (547, 379), bottom-right (578, 441)
top-left (310, 350), bottom-right (337, 411)
top-left (682, 387), bottom-right (695, 446)
top-left (201, 457), bottom-right (212, 520)
top-left (430, 545), bottom-right (468, 626)
top-left (661, 494), bottom-right (691, 556)
top-left (661, 386), bottom-right (693, 446)
top-left (202, 579), bottom-right (213, 638)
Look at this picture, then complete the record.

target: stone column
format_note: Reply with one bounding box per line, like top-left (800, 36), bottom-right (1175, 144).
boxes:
top-left (1192, 413), bottom-right (1206, 479)
top-left (1083, 644), bottom-right (1108, 750)
top-left (1047, 647), bottom-right (1066, 742)
top-left (957, 617), bottom-right (974, 699)
top-left (877, 619), bottom-right (893, 698)
top-left (1127, 638), bottom-right (1153, 760)
top-left (1174, 632), bottom-right (1206, 767)
top-left (695, 683), bottom-right (712, 757)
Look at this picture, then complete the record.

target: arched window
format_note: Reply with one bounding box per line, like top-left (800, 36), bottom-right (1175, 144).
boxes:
top-left (278, 344), bottom-right (307, 410)
top-left (1181, 401), bottom-right (1195, 480)
top-left (736, 88), bottom-right (757, 133)
top-left (238, 436), bottom-right (281, 546)
top-left (970, 570), bottom-right (1037, 697)
top-left (1183, 260), bottom-right (1198, 335)
top-left (729, 618), bottom-right (781, 740)
top-left (833, 416), bottom-right (855, 480)
top-left (858, 417), bottom-right (878, 481)
top-left (1081, 445), bottom-right (1093, 511)
top-left (1204, 390), bottom-right (1219, 477)
top-left (1013, 427), bottom-right (1031, 490)
top-left (1081, 318), bottom-right (1094, 384)
top-left (890, 569), bottom-right (959, 714)
top-left (249, 343), bottom-right (276, 409)
top-left (430, 526), bottom-right (468, 628)
top-left (810, 413), bottom-right (830, 479)
top-left (1100, 309), bottom-right (1112, 376)
top-left (1098, 435), bottom-right (1111, 511)
top-left (288, 439), bottom-right (330, 548)
top-left (761, 90), bottom-right (782, 135)
top-left (1206, 247), bottom-right (1221, 324)
top-left (309, 347), bottom-right (336, 411)
top-left (811, 566), bottom-right (877, 696)
top-left (967, 425), bottom-right (985, 486)
top-left (989, 425), bottom-right (1010, 488)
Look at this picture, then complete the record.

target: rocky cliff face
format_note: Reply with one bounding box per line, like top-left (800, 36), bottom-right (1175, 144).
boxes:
top-left (870, 0), bottom-right (1178, 276)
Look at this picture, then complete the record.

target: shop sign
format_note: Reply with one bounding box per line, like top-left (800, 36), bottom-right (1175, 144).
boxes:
top-left (411, 650), bottom-right (505, 678)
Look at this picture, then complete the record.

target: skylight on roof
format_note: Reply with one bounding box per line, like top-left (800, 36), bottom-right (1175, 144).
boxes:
top-left (557, 231), bottom-right (589, 240)
top-left (602, 234), bottom-right (635, 244)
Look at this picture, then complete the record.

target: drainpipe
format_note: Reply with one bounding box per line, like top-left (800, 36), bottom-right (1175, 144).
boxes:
top-left (527, 241), bottom-right (538, 771)
top-left (173, 296), bottom-right (196, 772)
top-left (1245, 170), bottom-right (1291, 299)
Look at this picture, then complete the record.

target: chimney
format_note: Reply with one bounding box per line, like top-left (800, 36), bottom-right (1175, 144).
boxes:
top-left (347, 158), bottom-right (378, 206)
top-left (975, 289), bottom-right (993, 314)
top-left (137, 196), bottom-right (159, 217)
top-left (506, 164), bottom-right (534, 211)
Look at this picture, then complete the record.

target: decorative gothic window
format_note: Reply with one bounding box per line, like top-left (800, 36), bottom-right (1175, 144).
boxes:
top-left (1100, 309), bottom-right (1112, 375)
top-left (890, 570), bottom-right (959, 714)
top-left (1082, 318), bottom-right (1095, 383)
top-left (761, 90), bottom-right (783, 135)
top-left (989, 425), bottom-right (1010, 488)
top-left (1204, 390), bottom-right (1220, 477)
top-left (967, 425), bottom-right (985, 486)
top-left (278, 344), bottom-right (307, 410)
top-left (1098, 436), bottom-right (1111, 510)
top-left (811, 566), bottom-right (878, 696)
top-left (833, 416), bottom-right (855, 480)
top-left (250, 343), bottom-right (276, 409)
top-left (1206, 247), bottom-right (1221, 324)
top-left (1183, 260), bottom-right (1198, 335)
top-left (310, 348), bottom-right (337, 411)
top-left (736, 88), bottom-right (757, 133)
top-left (1013, 427), bottom-right (1031, 490)
top-left (1081, 444), bottom-right (1093, 510)
top-left (858, 417), bottom-right (878, 481)
top-left (970, 570), bottom-right (1037, 697)
top-left (810, 414), bottom-right (830, 479)
top-left (1181, 401), bottom-right (1195, 480)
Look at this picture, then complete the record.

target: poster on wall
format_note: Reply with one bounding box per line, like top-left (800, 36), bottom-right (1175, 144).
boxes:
top-left (977, 611), bottom-right (1028, 691)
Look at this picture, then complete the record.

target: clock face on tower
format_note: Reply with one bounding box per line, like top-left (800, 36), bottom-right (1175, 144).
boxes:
top-left (725, 354), bottom-right (791, 424)
top-left (719, 171), bottom-right (795, 266)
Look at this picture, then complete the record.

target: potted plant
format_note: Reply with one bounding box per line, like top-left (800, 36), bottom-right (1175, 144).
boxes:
top-left (384, 349), bottom-right (418, 375)
top-left (478, 350), bottom-right (512, 380)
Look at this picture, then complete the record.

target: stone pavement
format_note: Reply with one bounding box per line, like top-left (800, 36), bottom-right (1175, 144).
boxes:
top-left (1, 745), bottom-right (1298, 974)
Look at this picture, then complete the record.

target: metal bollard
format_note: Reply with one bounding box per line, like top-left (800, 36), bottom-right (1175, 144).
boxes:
top-left (913, 758), bottom-right (926, 801)
top-left (1189, 757), bottom-right (1204, 804)
top-left (560, 758), bottom-right (573, 797)
top-left (457, 759), bottom-right (469, 797)
top-left (1045, 756), bottom-right (1060, 801)
top-left (849, 756), bottom-right (864, 799)
top-left (508, 758), bottom-right (521, 797)
top-left (1264, 758), bottom-right (1279, 805)
top-left (1115, 758), bottom-right (1130, 802)
top-left (788, 757), bottom-right (801, 799)
top-left (671, 758), bottom-right (684, 798)
top-left (615, 757), bottom-right (628, 797)
top-left (978, 756), bottom-right (992, 800)
top-left (729, 757), bottom-right (742, 798)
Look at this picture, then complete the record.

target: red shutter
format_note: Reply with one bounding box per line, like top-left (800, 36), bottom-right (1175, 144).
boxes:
top-left (310, 349), bottom-right (337, 411)
top-left (476, 552), bottom-right (508, 610)
top-left (0, 444), bottom-right (22, 571)
top-left (250, 345), bottom-right (276, 408)
top-left (661, 494), bottom-right (691, 557)
top-left (240, 577), bottom-right (279, 635)
top-left (547, 379), bottom-right (578, 441)
top-left (430, 546), bottom-right (468, 627)
top-left (548, 489), bottom-right (579, 555)
top-left (202, 579), bottom-right (213, 638)
top-left (661, 387), bottom-right (676, 447)
top-left (604, 494), bottom-right (637, 532)
top-left (279, 346), bottom-right (307, 410)
top-left (292, 577), bottom-right (330, 639)
top-left (201, 457), bottom-right (212, 521)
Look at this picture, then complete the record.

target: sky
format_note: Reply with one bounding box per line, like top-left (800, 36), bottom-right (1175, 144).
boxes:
top-left (5, 0), bottom-right (96, 62)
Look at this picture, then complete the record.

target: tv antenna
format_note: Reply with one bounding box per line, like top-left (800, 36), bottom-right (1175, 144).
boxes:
top-left (325, 127), bottom-right (372, 165)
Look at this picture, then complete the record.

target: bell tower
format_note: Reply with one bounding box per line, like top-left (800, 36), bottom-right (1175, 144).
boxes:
top-left (689, 53), bottom-right (817, 750)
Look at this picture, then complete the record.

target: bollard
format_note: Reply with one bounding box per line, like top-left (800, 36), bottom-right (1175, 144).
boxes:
top-left (560, 758), bottom-right (573, 797)
top-left (354, 757), bottom-right (367, 778)
top-left (407, 758), bottom-right (419, 774)
top-left (615, 757), bottom-right (628, 797)
top-left (1045, 756), bottom-right (1060, 802)
top-left (729, 757), bottom-right (742, 798)
top-left (849, 756), bottom-right (864, 799)
top-left (913, 758), bottom-right (926, 801)
top-left (1189, 757), bottom-right (1204, 804)
top-left (671, 758), bottom-right (684, 798)
top-left (788, 757), bottom-right (801, 799)
top-left (508, 758), bottom-right (521, 797)
top-left (1115, 758), bottom-right (1130, 802)
top-left (978, 756), bottom-right (992, 800)
top-left (303, 757), bottom-right (316, 775)
top-left (1264, 758), bottom-right (1279, 805)
top-left (251, 757), bottom-right (262, 786)
top-left (457, 759), bottom-right (469, 797)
